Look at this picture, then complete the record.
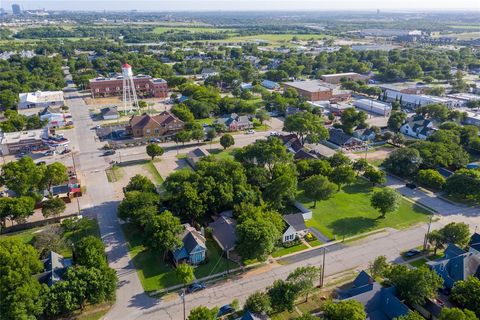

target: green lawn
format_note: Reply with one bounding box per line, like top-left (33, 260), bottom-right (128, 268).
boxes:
top-left (220, 33), bottom-right (334, 44)
top-left (409, 258), bottom-right (428, 268)
top-left (153, 27), bottom-right (234, 34)
top-left (208, 147), bottom-right (236, 160)
top-left (144, 161), bottom-right (164, 185)
top-left (308, 239), bottom-right (323, 247)
top-left (193, 118), bottom-right (215, 126)
top-left (272, 243), bottom-right (309, 258)
top-left (0, 226), bottom-right (44, 244)
top-left (122, 223), bottom-right (237, 292)
top-left (299, 180), bottom-right (430, 239)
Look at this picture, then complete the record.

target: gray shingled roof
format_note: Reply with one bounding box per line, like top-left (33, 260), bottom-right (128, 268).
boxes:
top-left (283, 214), bottom-right (307, 232)
top-left (209, 216), bottom-right (237, 251)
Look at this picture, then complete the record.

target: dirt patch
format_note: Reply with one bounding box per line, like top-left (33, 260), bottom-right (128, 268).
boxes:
top-left (348, 147), bottom-right (393, 161)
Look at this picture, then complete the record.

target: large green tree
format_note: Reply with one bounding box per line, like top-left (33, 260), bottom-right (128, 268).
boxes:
top-left (439, 308), bottom-right (477, 320)
top-left (385, 265), bottom-right (443, 306)
top-left (267, 279), bottom-right (299, 313)
top-left (340, 108), bottom-right (367, 134)
top-left (286, 266), bottom-right (321, 302)
top-left (74, 236), bottom-right (107, 269)
top-left (451, 276), bottom-right (480, 317)
top-left (43, 162), bottom-right (68, 191)
top-left (329, 166), bottom-right (356, 191)
top-left (321, 300), bottom-right (366, 320)
top-left (383, 148), bottom-right (422, 178)
top-left (0, 196), bottom-right (35, 227)
top-left (41, 197), bottom-right (66, 218)
top-left (0, 238), bottom-right (44, 320)
top-left (236, 217), bottom-right (281, 261)
top-left (243, 291), bottom-right (272, 315)
top-left (1, 156), bottom-right (45, 196)
top-left (124, 174), bottom-right (156, 193)
top-left (144, 210), bottom-right (183, 258)
top-left (283, 112), bottom-right (328, 145)
top-left (188, 306), bottom-right (218, 320)
top-left (220, 134), bottom-right (235, 149)
top-left (146, 143), bottom-right (164, 160)
top-left (370, 188), bottom-right (401, 218)
top-left (302, 175), bottom-right (337, 208)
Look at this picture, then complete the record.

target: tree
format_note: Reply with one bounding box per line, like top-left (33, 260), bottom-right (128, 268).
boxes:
top-left (124, 174), bottom-right (156, 193)
top-left (255, 109), bottom-right (271, 124)
top-left (138, 100), bottom-right (147, 109)
top-left (43, 162), bottom-right (68, 191)
top-left (451, 276), bottom-right (480, 317)
top-left (302, 175), bottom-right (337, 208)
top-left (445, 169), bottom-right (480, 201)
top-left (41, 197), bottom-right (66, 218)
top-left (191, 128), bottom-right (205, 143)
top-left (171, 103), bottom-right (195, 122)
top-left (392, 132), bottom-right (406, 146)
top-left (363, 167), bottom-right (386, 186)
top-left (340, 108), bottom-right (366, 134)
top-left (0, 196), bottom-right (35, 227)
top-left (352, 159), bottom-right (369, 174)
top-left (329, 166), bottom-right (356, 191)
top-left (0, 239), bottom-right (44, 320)
top-left (188, 306), bottom-right (218, 320)
top-left (117, 191), bottom-right (160, 224)
top-left (267, 279), bottom-right (299, 313)
top-left (236, 218), bottom-right (281, 261)
top-left (370, 188), bottom-right (401, 218)
top-left (220, 134), bottom-right (235, 150)
top-left (283, 112), bottom-right (328, 145)
top-left (243, 291), bottom-right (272, 315)
top-left (428, 230), bottom-right (445, 255)
top-left (321, 300), bottom-right (366, 320)
top-left (439, 308), bottom-right (477, 320)
top-left (328, 152), bottom-right (351, 168)
top-left (176, 263), bottom-right (195, 286)
top-left (286, 266), bottom-right (321, 302)
top-left (74, 236), bottom-right (107, 269)
top-left (369, 255), bottom-right (389, 278)
top-left (417, 169), bottom-right (446, 190)
top-left (383, 148), bottom-right (422, 178)
top-left (146, 144), bottom-right (164, 160)
top-left (175, 130), bottom-right (192, 145)
top-left (385, 265), bottom-right (443, 306)
top-left (296, 314), bottom-right (317, 320)
top-left (144, 210), bottom-right (183, 259)
top-left (438, 222), bottom-right (471, 247)
top-left (0, 156), bottom-right (45, 196)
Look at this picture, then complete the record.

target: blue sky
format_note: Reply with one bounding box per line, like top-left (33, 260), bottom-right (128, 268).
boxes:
top-left (2, 0), bottom-right (479, 11)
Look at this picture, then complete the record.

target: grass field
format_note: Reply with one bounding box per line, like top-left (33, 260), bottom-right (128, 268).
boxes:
top-left (122, 223), bottom-right (237, 292)
top-left (299, 180), bottom-right (430, 239)
top-left (210, 33), bottom-right (334, 45)
top-left (208, 147), bottom-right (236, 160)
top-left (144, 160), bottom-right (164, 184)
top-left (193, 118), bottom-right (215, 126)
top-left (409, 258), bottom-right (428, 268)
top-left (0, 226), bottom-right (44, 244)
top-left (271, 243), bottom-right (309, 258)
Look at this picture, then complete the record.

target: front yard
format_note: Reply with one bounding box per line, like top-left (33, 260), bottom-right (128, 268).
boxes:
top-left (298, 180), bottom-right (430, 239)
top-left (122, 223), bottom-right (238, 292)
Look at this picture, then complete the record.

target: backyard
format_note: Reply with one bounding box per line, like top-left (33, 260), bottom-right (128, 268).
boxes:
top-left (122, 223), bottom-right (238, 292)
top-left (298, 180), bottom-right (431, 239)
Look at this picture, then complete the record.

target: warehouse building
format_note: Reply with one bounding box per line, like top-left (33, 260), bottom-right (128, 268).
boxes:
top-left (0, 128), bottom-right (48, 155)
top-left (18, 91), bottom-right (64, 110)
top-left (283, 80), bottom-right (351, 102)
top-left (353, 99), bottom-right (392, 116)
top-left (320, 72), bottom-right (368, 84)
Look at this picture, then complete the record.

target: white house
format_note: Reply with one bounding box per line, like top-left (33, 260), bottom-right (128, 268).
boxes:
top-left (18, 91), bottom-right (64, 109)
top-left (282, 214), bottom-right (308, 243)
top-left (400, 116), bottom-right (435, 140)
top-left (201, 68), bottom-right (218, 79)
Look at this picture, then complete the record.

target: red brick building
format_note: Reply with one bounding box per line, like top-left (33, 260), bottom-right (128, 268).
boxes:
top-left (89, 75), bottom-right (168, 98)
top-left (126, 111), bottom-right (184, 138)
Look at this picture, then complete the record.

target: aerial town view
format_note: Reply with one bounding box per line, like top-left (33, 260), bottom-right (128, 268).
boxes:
top-left (1, 0), bottom-right (480, 319)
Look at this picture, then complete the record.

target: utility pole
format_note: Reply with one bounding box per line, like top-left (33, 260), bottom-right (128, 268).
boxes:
top-left (182, 288), bottom-right (186, 320)
top-left (423, 214), bottom-right (433, 251)
top-left (71, 152), bottom-right (81, 216)
top-left (320, 247), bottom-right (326, 287)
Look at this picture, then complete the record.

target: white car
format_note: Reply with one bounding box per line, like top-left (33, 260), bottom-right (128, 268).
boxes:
top-left (270, 131), bottom-right (279, 136)
top-left (245, 129), bottom-right (255, 134)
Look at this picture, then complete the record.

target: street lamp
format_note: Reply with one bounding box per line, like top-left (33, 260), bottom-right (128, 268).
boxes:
top-left (180, 288), bottom-right (186, 320)
top-left (423, 214), bottom-right (434, 251)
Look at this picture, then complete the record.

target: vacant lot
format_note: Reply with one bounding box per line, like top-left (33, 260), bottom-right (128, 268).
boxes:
top-left (122, 223), bottom-right (238, 292)
top-left (298, 180), bottom-right (430, 239)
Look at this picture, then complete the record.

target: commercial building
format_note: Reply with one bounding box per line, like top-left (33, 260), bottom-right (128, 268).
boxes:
top-left (0, 128), bottom-right (47, 155)
top-left (18, 91), bottom-right (64, 110)
top-left (378, 83), bottom-right (430, 95)
top-left (320, 72), bottom-right (368, 84)
top-left (126, 111), bottom-right (184, 138)
top-left (11, 4), bottom-right (21, 15)
top-left (353, 99), bottom-right (392, 116)
top-left (89, 75), bottom-right (168, 99)
top-left (383, 90), bottom-right (458, 109)
top-left (283, 80), bottom-right (351, 102)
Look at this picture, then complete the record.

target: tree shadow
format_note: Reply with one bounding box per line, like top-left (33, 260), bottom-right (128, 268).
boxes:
top-left (327, 216), bottom-right (379, 237)
top-left (342, 182), bottom-right (372, 195)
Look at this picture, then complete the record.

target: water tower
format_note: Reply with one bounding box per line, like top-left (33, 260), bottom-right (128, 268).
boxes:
top-left (122, 63), bottom-right (139, 113)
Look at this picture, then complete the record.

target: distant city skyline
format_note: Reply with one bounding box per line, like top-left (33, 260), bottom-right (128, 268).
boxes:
top-left (2, 0), bottom-right (479, 12)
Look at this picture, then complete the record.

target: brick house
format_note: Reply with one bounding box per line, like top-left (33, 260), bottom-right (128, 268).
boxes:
top-left (89, 75), bottom-right (168, 98)
top-left (126, 111), bottom-right (184, 138)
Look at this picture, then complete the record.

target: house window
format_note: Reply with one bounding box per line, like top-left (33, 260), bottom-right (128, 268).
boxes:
top-left (146, 129), bottom-right (151, 134)
top-left (105, 87), bottom-right (109, 92)
top-left (154, 128), bottom-right (159, 134)
top-left (116, 87), bottom-right (120, 90)
top-left (95, 88), bottom-right (99, 92)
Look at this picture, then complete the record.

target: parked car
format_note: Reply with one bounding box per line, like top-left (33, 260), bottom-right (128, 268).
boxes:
top-left (103, 150), bottom-right (116, 156)
top-left (405, 248), bottom-right (422, 258)
top-left (61, 149), bottom-right (72, 155)
top-left (43, 150), bottom-right (55, 156)
top-left (245, 129), bottom-right (255, 134)
top-left (217, 304), bottom-right (235, 317)
top-left (186, 282), bottom-right (206, 293)
top-left (269, 131), bottom-right (279, 136)
top-left (406, 183), bottom-right (417, 189)
top-left (149, 138), bottom-right (161, 143)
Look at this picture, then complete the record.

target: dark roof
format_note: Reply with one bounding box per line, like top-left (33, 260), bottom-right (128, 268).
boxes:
top-left (470, 233), bottom-right (480, 252)
top-left (241, 311), bottom-right (267, 320)
top-left (41, 251), bottom-right (72, 286)
top-left (427, 247), bottom-right (480, 290)
top-left (338, 270), bottom-right (375, 299)
top-left (183, 230), bottom-right (206, 253)
top-left (283, 214), bottom-right (307, 232)
top-left (209, 216), bottom-right (237, 251)
top-left (101, 106), bottom-right (119, 117)
top-left (186, 148), bottom-right (210, 168)
top-left (201, 67), bottom-right (217, 74)
top-left (39, 106), bottom-right (61, 116)
top-left (294, 149), bottom-right (317, 160)
top-left (51, 184), bottom-right (70, 195)
top-left (328, 128), bottom-right (355, 146)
